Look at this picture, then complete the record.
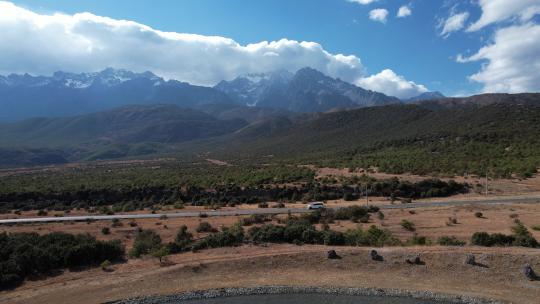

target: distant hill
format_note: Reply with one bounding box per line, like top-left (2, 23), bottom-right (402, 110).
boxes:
top-left (0, 104), bottom-right (249, 147)
top-left (215, 67), bottom-right (400, 112)
top-left (403, 91), bottom-right (445, 103)
top-left (416, 93), bottom-right (540, 110)
top-left (201, 93), bottom-right (540, 177)
top-left (1, 92), bottom-right (540, 176)
top-left (0, 68), bottom-right (233, 122)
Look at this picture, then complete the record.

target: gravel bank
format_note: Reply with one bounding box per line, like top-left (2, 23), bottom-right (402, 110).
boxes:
top-left (109, 286), bottom-right (505, 304)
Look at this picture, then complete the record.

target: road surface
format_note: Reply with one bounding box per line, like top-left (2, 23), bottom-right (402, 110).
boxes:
top-left (1, 195), bottom-right (540, 224)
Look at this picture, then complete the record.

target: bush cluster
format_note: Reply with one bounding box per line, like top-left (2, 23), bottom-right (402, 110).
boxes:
top-left (0, 232), bottom-right (124, 289)
top-left (471, 222), bottom-right (538, 248)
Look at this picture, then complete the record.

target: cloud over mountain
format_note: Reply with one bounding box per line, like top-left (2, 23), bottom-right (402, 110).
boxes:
top-left (0, 1), bottom-right (428, 99)
top-left (356, 69), bottom-right (428, 99)
top-left (0, 1), bottom-right (365, 86)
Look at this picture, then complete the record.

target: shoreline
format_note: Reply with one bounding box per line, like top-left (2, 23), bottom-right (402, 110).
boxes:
top-left (109, 286), bottom-right (504, 304)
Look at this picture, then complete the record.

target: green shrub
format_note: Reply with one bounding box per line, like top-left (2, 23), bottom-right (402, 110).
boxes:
top-left (101, 227), bottom-right (110, 235)
top-left (400, 219), bottom-right (416, 231)
top-left (196, 222), bottom-right (217, 233)
top-left (129, 230), bottom-right (162, 258)
top-left (437, 236), bottom-right (465, 246)
top-left (408, 235), bottom-right (427, 245)
top-left (0, 232), bottom-right (124, 288)
top-left (344, 225), bottom-right (399, 247)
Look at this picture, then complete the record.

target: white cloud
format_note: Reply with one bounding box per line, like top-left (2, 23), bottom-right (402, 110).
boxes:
top-left (458, 23), bottom-right (540, 93)
top-left (369, 8), bottom-right (389, 24)
top-left (0, 1), bottom-right (430, 98)
top-left (356, 69), bottom-right (428, 99)
top-left (0, 1), bottom-right (366, 85)
top-left (468, 0), bottom-right (540, 31)
top-left (348, 0), bottom-right (379, 5)
top-left (439, 12), bottom-right (469, 38)
top-left (397, 5), bottom-right (412, 18)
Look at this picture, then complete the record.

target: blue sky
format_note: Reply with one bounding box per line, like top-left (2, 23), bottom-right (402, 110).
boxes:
top-left (3, 0), bottom-right (540, 98)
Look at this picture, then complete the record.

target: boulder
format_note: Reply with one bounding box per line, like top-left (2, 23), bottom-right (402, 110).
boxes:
top-left (327, 250), bottom-right (340, 259)
top-left (406, 254), bottom-right (424, 265)
top-left (524, 263), bottom-right (537, 280)
top-left (465, 254), bottom-right (476, 265)
top-left (370, 250), bottom-right (383, 261)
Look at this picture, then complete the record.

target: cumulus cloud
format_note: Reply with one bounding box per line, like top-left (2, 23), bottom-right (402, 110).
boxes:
top-left (397, 5), bottom-right (412, 18)
top-left (348, 0), bottom-right (379, 5)
top-left (356, 69), bottom-right (428, 99)
top-left (439, 12), bottom-right (469, 38)
top-left (458, 23), bottom-right (540, 93)
top-left (0, 1), bottom-right (366, 85)
top-left (468, 0), bottom-right (540, 31)
top-left (369, 9), bottom-right (389, 24)
top-left (0, 1), bottom-right (429, 99)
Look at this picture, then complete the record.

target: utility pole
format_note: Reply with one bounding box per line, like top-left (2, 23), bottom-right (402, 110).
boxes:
top-left (485, 172), bottom-right (488, 196)
top-left (365, 184), bottom-right (369, 206)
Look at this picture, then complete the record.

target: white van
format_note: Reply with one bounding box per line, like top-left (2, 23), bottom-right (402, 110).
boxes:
top-left (307, 201), bottom-right (325, 210)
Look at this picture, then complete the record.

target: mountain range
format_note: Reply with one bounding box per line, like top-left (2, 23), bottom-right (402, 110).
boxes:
top-left (214, 67), bottom-right (401, 112)
top-left (0, 67), bottom-right (442, 122)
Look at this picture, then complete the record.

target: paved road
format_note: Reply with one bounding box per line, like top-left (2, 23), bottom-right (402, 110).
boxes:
top-left (1, 195), bottom-right (540, 224)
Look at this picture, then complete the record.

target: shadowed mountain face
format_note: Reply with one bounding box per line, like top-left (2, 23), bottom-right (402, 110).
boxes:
top-left (0, 68), bottom-right (233, 122)
top-left (0, 104), bottom-right (248, 147)
top-left (215, 67), bottom-right (401, 112)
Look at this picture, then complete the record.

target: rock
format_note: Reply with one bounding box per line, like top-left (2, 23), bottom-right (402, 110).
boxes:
top-left (524, 263), bottom-right (537, 280)
top-left (465, 254), bottom-right (476, 265)
top-left (327, 250), bottom-right (340, 259)
top-left (406, 254), bottom-right (423, 265)
top-left (370, 250), bottom-right (383, 261)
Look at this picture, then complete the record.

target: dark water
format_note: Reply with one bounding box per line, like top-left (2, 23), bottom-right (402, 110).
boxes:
top-left (183, 293), bottom-right (446, 304)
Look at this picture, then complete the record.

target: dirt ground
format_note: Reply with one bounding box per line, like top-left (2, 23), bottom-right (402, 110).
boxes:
top-left (1, 245), bottom-right (540, 304)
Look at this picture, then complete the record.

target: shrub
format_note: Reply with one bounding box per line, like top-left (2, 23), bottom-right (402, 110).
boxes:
top-left (471, 222), bottom-right (538, 248)
top-left (100, 260), bottom-right (111, 271)
top-left (344, 225), bottom-right (399, 247)
top-left (408, 235), bottom-right (427, 245)
top-left (257, 202), bottom-right (269, 208)
top-left (196, 222), bottom-right (217, 233)
top-left (438, 236), bottom-right (465, 246)
top-left (248, 224), bottom-right (285, 243)
top-left (171, 225), bottom-right (193, 252)
top-left (400, 220), bottom-right (416, 231)
top-left (37, 210), bottom-right (47, 216)
top-left (474, 212), bottom-right (483, 218)
top-left (101, 227), bottom-right (111, 235)
top-left (151, 246), bottom-right (170, 263)
top-left (192, 223), bottom-right (244, 250)
top-left (129, 230), bottom-right (162, 258)
top-left (0, 232), bottom-right (124, 288)
top-left (272, 202), bottom-right (286, 208)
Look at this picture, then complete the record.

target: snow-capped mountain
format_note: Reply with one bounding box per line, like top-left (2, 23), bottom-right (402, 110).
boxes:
top-left (214, 69), bottom-right (293, 107)
top-left (0, 68), bottom-right (231, 122)
top-left (215, 67), bottom-right (400, 112)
